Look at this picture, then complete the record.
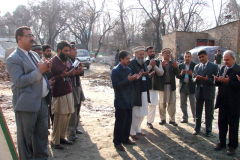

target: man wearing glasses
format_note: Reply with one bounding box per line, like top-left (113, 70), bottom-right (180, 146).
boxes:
top-left (6, 26), bottom-right (51, 160)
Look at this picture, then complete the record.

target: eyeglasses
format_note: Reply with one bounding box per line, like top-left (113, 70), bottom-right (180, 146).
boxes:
top-left (22, 34), bottom-right (35, 38)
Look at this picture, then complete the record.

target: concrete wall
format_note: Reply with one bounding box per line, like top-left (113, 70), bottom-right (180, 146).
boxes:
top-left (204, 21), bottom-right (240, 54)
top-left (162, 31), bottom-right (208, 60)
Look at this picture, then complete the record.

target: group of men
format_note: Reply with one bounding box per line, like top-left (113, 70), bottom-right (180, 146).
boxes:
top-left (111, 46), bottom-right (240, 156)
top-left (6, 26), bottom-right (85, 160)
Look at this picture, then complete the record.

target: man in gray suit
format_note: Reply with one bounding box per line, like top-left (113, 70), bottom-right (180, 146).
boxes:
top-left (176, 51), bottom-right (196, 123)
top-left (6, 26), bottom-right (51, 160)
top-left (192, 50), bottom-right (218, 137)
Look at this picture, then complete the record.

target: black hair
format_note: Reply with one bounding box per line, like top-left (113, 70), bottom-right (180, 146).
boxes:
top-left (42, 44), bottom-right (51, 52)
top-left (185, 51), bottom-right (192, 56)
top-left (15, 26), bottom-right (31, 43)
top-left (119, 50), bottom-right (130, 61)
top-left (57, 40), bottom-right (71, 51)
top-left (146, 46), bottom-right (154, 52)
top-left (197, 50), bottom-right (207, 56)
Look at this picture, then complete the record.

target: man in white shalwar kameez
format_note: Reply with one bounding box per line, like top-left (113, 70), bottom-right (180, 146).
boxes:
top-left (144, 46), bottom-right (164, 129)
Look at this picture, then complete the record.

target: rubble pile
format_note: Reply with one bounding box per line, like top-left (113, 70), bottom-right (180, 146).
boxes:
top-left (0, 62), bottom-right (10, 81)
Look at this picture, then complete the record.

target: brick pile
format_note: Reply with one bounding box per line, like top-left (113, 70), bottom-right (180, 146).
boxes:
top-left (0, 62), bottom-right (10, 81)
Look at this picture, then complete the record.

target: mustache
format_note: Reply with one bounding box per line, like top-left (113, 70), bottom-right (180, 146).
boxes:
top-left (30, 40), bottom-right (35, 43)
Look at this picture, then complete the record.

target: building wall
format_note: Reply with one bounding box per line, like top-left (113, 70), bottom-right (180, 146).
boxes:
top-left (162, 32), bottom-right (176, 59)
top-left (204, 21), bottom-right (240, 54)
top-left (162, 31), bottom-right (208, 60)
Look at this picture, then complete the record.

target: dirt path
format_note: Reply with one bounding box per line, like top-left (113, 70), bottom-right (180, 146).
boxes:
top-left (0, 62), bottom-right (239, 160)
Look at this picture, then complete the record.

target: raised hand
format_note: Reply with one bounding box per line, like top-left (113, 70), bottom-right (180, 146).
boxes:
top-left (137, 69), bottom-right (143, 80)
top-left (187, 69), bottom-right (193, 76)
top-left (172, 61), bottom-right (178, 68)
top-left (236, 75), bottom-right (240, 81)
top-left (222, 75), bottom-right (230, 84)
top-left (181, 69), bottom-right (186, 75)
top-left (149, 71), bottom-right (155, 77)
top-left (149, 59), bottom-right (156, 67)
top-left (127, 73), bottom-right (137, 81)
top-left (61, 68), bottom-right (74, 78)
top-left (38, 61), bottom-right (49, 73)
top-left (212, 74), bottom-right (220, 82)
top-left (202, 75), bottom-right (209, 81)
top-left (75, 66), bottom-right (83, 75)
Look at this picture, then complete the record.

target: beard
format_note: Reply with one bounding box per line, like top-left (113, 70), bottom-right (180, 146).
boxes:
top-left (44, 53), bottom-right (51, 58)
top-left (136, 56), bottom-right (144, 65)
top-left (149, 54), bottom-right (155, 60)
top-left (59, 52), bottom-right (68, 62)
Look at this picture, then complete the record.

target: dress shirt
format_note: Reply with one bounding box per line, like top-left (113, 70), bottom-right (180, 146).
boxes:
top-left (183, 63), bottom-right (190, 84)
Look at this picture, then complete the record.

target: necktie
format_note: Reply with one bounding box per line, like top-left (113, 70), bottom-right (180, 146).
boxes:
top-left (28, 52), bottom-right (50, 90)
top-left (223, 67), bottom-right (228, 78)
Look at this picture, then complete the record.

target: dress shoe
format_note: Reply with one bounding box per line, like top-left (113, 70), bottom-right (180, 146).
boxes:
top-left (122, 140), bottom-right (136, 145)
top-left (159, 120), bottom-right (166, 125)
top-left (192, 130), bottom-right (199, 135)
top-left (227, 147), bottom-right (235, 155)
top-left (114, 144), bottom-right (125, 151)
top-left (51, 141), bottom-right (64, 150)
top-left (169, 121), bottom-right (178, 126)
top-left (130, 134), bottom-right (139, 140)
top-left (68, 135), bottom-right (78, 141)
top-left (137, 132), bottom-right (146, 136)
top-left (180, 119), bottom-right (188, 123)
top-left (214, 143), bottom-right (226, 151)
top-left (60, 138), bottom-right (73, 145)
top-left (76, 130), bottom-right (83, 134)
top-left (205, 132), bottom-right (211, 137)
top-left (147, 123), bottom-right (154, 129)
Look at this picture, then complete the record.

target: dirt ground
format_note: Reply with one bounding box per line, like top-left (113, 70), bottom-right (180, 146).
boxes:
top-left (0, 62), bottom-right (239, 160)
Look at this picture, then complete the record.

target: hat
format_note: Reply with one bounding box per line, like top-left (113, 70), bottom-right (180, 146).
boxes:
top-left (132, 46), bottom-right (145, 53)
top-left (31, 44), bottom-right (42, 51)
top-left (161, 48), bottom-right (172, 53)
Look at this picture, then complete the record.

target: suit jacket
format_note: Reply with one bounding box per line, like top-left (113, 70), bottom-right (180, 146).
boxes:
top-left (158, 61), bottom-right (180, 91)
top-left (111, 63), bottom-right (134, 109)
top-left (215, 64), bottom-right (240, 115)
top-left (193, 61), bottom-right (218, 100)
top-left (176, 61), bottom-right (197, 94)
top-left (6, 47), bottom-right (46, 112)
top-left (129, 59), bottom-right (150, 106)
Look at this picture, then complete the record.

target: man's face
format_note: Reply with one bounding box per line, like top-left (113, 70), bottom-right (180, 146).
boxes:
top-left (69, 47), bottom-right (77, 59)
top-left (147, 49), bottom-right (155, 59)
top-left (223, 53), bottom-right (235, 67)
top-left (34, 49), bottom-right (43, 58)
top-left (43, 48), bottom-right (52, 58)
top-left (58, 46), bottom-right (70, 62)
top-left (18, 29), bottom-right (35, 50)
top-left (136, 50), bottom-right (145, 65)
top-left (217, 50), bottom-right (220, 54)
top-left (184, 53), bottom-right (192, 64)
top-left (120, 54), bottom-right (130, 66)
top-left (198, 53), bottom-right (208, 64)
top-left (162, 50), bottom-right (171, 60)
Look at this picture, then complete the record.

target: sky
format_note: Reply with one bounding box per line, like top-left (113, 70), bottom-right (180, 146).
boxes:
top-left (0, 0), bottom-right (238, 29)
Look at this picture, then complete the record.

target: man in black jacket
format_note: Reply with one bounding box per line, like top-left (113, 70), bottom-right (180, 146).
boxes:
top-left (213, 50), bottom-right (240, 155)
top-left (129, 46), bottom-right (155, 140)
top-left (176, 52), bottom-right (196, 123)
top-left (158, 48), bottom-right (180, 126)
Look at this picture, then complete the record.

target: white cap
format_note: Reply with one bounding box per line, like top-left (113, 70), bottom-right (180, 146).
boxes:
top-left (132, 46), bottom-right (145, 53)
top-left (161, 48), bottom-right (172, 53)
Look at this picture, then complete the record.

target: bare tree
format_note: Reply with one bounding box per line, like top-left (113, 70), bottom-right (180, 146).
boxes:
top-left (94, 12), bottom-right (119, 57)
top-left (29, 0), bottom-right (71, 48)
top-left (138, 0), bottom-right (171, 52)
top-left (68, 0), bottom-right (105, 50)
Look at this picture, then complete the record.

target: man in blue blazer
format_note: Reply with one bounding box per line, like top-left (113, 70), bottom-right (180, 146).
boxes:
top-left (111, 50), bottom-right (139, 151)
top-left (6, 26), bottom-right (51, 160)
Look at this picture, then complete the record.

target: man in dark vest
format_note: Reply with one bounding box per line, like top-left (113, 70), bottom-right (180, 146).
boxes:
top-left (158, 48), bottom-right (180, 126)
top-left (129, 46), bottom-right (155, 139)
top-left (145, 46), bottom-right (164, 129)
